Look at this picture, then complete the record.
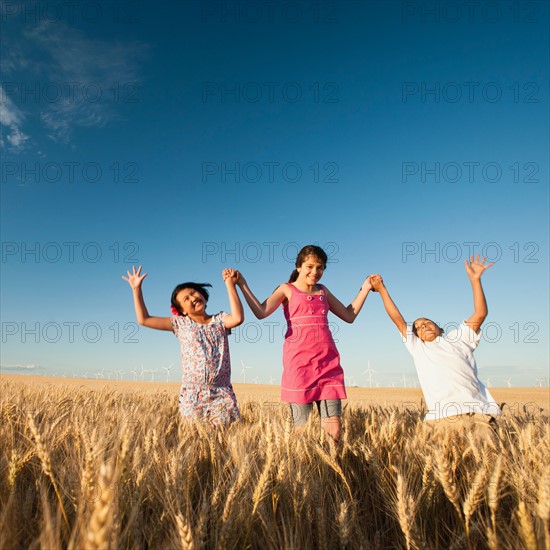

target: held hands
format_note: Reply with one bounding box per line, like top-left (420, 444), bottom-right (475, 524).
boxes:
top-left (122, 265), bottom-right (148, 289)
top-left (464, 255), bottom-right (494, 280)
top-left (370, 274), bottom-right (385, 292)
top-left (223, 269), bottom-right (246, 287)
top-left (361, 275), bottom-right (374, 292)
top-left (222, 268), bottom-right (239, 286)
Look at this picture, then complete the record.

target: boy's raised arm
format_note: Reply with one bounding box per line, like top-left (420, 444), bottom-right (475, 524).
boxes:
top-left (464, 255), bottom-right (493, 333)
top-left (371, 275), bottom-right (407, 337)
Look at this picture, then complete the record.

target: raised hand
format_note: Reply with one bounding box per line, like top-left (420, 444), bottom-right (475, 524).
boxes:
top-left (361, 275), bottom-right (374, 292)
top-left (223, 268), bottom-right (239, 285)
top-left (234, 270), bottom-right (245, 286)
top-left (370, 274), bottom-right (384, 292)
top-left (464, 255), bottom-right (493, 280)
top-left (122, 265), bottom-right (148, 289)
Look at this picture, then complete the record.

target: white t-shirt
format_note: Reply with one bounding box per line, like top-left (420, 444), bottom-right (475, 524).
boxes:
top-left (403, 322), bottom-right (501, 421)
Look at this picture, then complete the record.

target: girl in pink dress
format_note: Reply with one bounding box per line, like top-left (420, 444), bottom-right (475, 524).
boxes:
top-left (122, 266), bottom-right (244, 425)
top-left (237, 245), bottom-right (373, 440)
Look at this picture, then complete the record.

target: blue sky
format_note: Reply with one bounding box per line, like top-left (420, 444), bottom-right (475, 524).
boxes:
top-left (1, 0), bottom-right (548, 388)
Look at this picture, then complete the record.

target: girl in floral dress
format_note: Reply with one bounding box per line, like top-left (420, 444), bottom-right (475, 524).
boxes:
top-left (236, 245), bottom-right (374, 440)
top-left (122, 266), bottom-right (243, 425)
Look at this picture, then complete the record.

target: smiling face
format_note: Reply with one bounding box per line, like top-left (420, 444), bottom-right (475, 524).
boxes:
top-left (297, 255), bottom-right (326, 286)
top-left (175, 287), bottom-right (207, 316)
top-left (413, 318), bottom-right (443, 342)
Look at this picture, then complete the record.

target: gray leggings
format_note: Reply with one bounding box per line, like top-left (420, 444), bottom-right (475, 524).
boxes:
top-left (289, 400), bottom-right (342, 426)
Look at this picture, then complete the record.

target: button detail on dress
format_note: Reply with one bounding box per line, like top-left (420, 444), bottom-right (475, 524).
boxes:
top-left (307, 295), bottom-right (313, 301)
top-left (321, 309), bottom-right (326, 314)
top-left (319, 296), bottom-right (324, 301)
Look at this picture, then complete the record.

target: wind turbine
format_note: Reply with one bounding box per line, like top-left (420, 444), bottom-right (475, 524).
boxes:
top-left (504, 377), bottom-right (512, 388)
top-left (240, 360), bottom-right (251, 384)
top-left (95, 368), bottom-right (105, 380)
top-left (400, 374), bottom-right (408, 388)
top-left (485, 377), bottom-right (492, 388)
top-left (269, 376), bottom-right (276, 385)
top-left (145, 368), bottom-right (158, 381)
top-left (363, 360), bottom-right (377, 388)
top-left (139, 364), bottom-right (145, 381)
top-left (129, 366), bottom-right (138, 381)
top-left (162, 363), bottom-right (174, 382)
top-left (346, 375), bottom-right (356, 387)
top-left (251, 376), bottom-right (259, 384)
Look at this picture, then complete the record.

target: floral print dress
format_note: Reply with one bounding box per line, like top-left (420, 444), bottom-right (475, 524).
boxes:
top-left (171, 312), bottom-right (240, 425)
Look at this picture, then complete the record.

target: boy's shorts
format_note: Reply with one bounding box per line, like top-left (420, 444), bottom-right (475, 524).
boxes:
top-left (289, 400), bottom-right (342, 426)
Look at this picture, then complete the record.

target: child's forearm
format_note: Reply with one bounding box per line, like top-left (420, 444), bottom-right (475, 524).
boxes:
top-left (469, 277), bottom-right (488, 320)
top-left (378, 287), bottom-right (407, 335)
top-left (226, 283), bottom-right (244, 325)
top-left (238, 281), bottom-right (266, 319)
top-left (346, 286), bottom-right (372, 321)
top-left (132, 287), bottom-right (151, 325)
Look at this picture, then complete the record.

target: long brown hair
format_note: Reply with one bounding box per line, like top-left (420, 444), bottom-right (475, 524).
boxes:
top-left (288, 245), bottom-right (328, 282)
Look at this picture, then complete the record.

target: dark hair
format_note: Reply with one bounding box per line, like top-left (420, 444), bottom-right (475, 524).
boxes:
top-left (288, 245), bottom-right (328, 283)
top-left (171, 282), bottom-right (212, 315)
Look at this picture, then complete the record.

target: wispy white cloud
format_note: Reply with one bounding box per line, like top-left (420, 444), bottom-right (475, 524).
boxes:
top-left (1, 18), bottom-right (149, 149)
top-left (1, 364), bottom-right (45, 371)
top-left (0, 86), bottom-right (30, 152)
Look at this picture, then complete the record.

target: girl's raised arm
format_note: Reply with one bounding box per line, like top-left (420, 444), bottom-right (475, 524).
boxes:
top-left (324, 275), bottom-right (373, 323)
top-left (222, 269), bottom-right (244, 329)
top-left (236, 272), bottom-right (290, 319)
top-left (122, 266), bottom-right (172, 331)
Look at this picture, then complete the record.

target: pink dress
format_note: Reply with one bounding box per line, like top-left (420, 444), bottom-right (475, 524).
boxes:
top-left (171, 313), bottom-right (240, 425)
top-left (281, 283), bottom-right (347, 404)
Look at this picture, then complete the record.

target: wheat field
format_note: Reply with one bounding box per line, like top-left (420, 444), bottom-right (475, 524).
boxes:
top-left (0, 376), bottom-right (548, 550)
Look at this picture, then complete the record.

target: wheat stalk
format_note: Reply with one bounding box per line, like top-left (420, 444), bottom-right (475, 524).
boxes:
top-left (85, 463), bottom-right (115, 550)
top-left (463, 464), bottom-right (490, 542)
top-left (175, 513), bottom-right (194, 550)
top-left (516, 500), bottom-right (537, 550)
top-left (537, 467), bottom-right (550, 548)
top-left (27, 413), bottom-right (69, 527)
top-left (252, 423), bottom-right (275, 515)
top-left (434, 448), bottom-right (462, 520)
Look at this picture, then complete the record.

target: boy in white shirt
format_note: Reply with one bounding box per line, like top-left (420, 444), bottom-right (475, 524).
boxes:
top-left (371, 256), bottom-right (501, 431)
